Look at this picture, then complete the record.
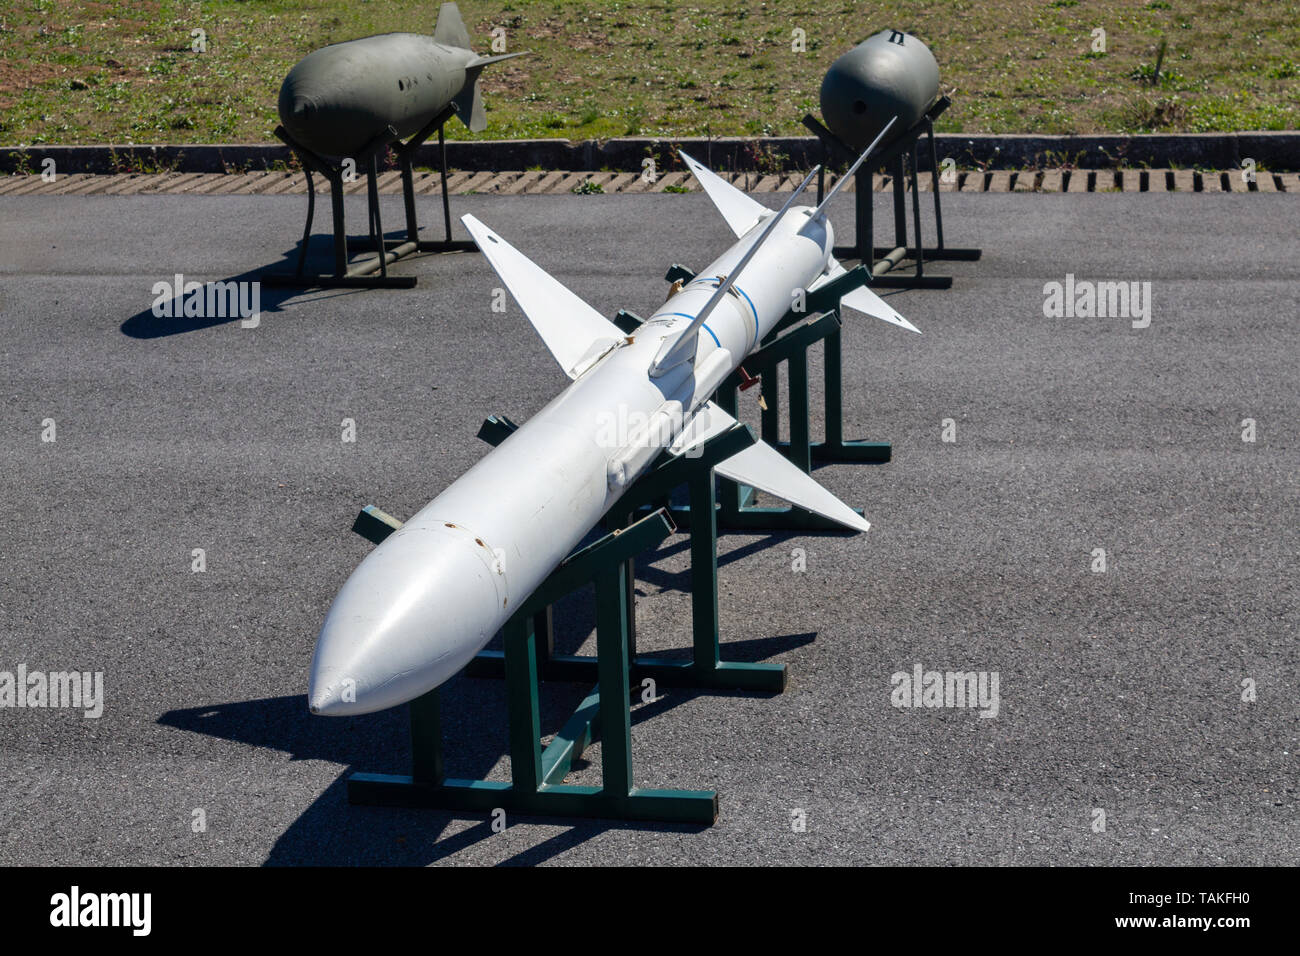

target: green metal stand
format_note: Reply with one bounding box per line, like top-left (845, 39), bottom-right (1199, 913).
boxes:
top-left (347, 506), bottom-right (717, 824)
top-left (344, 421), bottom-right (795, 824)
top-left (615, 262), bottom-right (891, 532)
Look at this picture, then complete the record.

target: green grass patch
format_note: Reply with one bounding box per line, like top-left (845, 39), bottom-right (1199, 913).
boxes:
top-left (0, 0), bottom-right (1294, 145)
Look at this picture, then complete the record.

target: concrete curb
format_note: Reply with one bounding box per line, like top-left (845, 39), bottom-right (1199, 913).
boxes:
top-left (4, 168), bottom-right (1297, 197)
top-left (2, 132), bottom-right (1297, 175)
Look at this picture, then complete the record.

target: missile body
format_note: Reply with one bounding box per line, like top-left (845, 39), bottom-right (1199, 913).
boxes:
top-left (309, 152), bottom-right (920, 717)
top-left (277, 3), bottom-right (517, 158)
top-left (310, 211), bottom-right (831, 715)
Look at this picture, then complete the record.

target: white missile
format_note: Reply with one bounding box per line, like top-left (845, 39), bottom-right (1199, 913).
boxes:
top-left (309, 141), bottom-right (919, 716)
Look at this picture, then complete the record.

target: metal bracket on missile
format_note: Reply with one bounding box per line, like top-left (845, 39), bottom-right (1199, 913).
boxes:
top-left (615, 264), bottom-right (888, 532)
top-left (263, 103), bottom-right (475, 290)
top-left (471, 415), bottom-right (787, 694)
top-left (347, 504), bottom-right (719, 825)
top-left (804, 96), bottom-right (981, 290)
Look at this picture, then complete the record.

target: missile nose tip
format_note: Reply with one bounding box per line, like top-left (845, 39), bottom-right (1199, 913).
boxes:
top-left (307, 676), bottom-right (343, 716)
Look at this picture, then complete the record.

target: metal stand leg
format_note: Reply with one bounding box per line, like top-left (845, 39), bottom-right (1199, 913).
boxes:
top-left (856, 166), bottom-right (873, 270)
top-left (293, 168), bottom-right (316, 278)
top-left (263, 111), bottom-right (475, 290)
top-left (909, 145), bottom-right (925, 281)
top-left (400, 155), bottom-right (419, 245)
top-left (327, 169), bottom-right (347, 278)
top-left (439, 125), bottom-right (454, 245)
top-left (927, 117), bottom-right (947, 249)
top-left (366, 158), bottom-right (388, 280)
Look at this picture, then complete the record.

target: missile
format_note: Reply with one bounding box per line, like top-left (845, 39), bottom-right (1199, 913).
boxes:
top-left (308, 135), bottom-right (920, 716)
top-left (277, 2), bottom-right (522, 159)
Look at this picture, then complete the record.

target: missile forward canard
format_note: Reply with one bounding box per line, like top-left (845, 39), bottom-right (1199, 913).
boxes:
top-left (820, 29), bottom-right (940, 151)
top-left (277, 2), bottom-right (523, 159)
top-left (309, 137), bottom-right (919, 717)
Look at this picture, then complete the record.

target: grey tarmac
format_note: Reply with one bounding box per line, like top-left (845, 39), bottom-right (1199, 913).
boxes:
top-left (0, 191), bottom-right (1296, 865)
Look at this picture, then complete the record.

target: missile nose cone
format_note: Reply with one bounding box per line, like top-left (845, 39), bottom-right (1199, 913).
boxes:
top-left (308, 525), bottom-right (507, 715)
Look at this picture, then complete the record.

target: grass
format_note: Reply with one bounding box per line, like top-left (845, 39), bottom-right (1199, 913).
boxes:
top-left (0, 0), bottom-right (1295, 146)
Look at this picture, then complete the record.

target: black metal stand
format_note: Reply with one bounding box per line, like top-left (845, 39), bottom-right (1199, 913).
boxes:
top-left (264, 104), bottom-right (476, 290)
top-left (805, 96), bottom-right (981, 289)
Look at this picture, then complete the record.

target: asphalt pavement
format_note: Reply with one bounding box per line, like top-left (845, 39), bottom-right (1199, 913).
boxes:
top-left (0, 189), bottom-right (1296, 865)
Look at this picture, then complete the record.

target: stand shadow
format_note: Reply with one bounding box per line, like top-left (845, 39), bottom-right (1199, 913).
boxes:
top-left (119, 229), bottom-right (418, 339)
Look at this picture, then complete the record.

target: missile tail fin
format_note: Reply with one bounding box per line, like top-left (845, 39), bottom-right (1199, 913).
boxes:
top-left (810, 259), bottom-right (921, 334)
top-left (466, 52), bottom-right (527, 70)
top-left (461, 214), bottom-right (622, 380)
top-left (672, 403), bottom-right (871, 534)
top-left (433, 2), bottom-right (473, 50)
top-left (452, 78), bottom-right (486, 132)
top-left (678, 150), bottom-right (768, 238)
top-left (453, 53), bottom-right (525, 132)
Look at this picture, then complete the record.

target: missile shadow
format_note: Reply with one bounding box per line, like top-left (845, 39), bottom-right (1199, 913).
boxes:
top-left (118, 229), bottom-right (418, 339)
top-left (156, 620), bottom-right (775, 864)
top-left (156, 520), bottom-right (814, 861)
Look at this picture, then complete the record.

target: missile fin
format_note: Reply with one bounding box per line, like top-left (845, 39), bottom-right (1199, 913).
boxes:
top-left (668, 401), bottom-right (740, 457)
top-left (433, 2), bottom-right (473, 50)
top-left (453, 79), bottom-right (487, 132)
top-left (466, 52), bottom-right (527, 70)
top-left (453, 54), bottom-right (526, 132)
top-left (717, 439), bottom-right (872, 534)
top-left (678, 150), bottom-right (768, 238)
top-left (673, 403), bottom-right (871, 534)
top-left (810, 260), bottom-right (921, 334)
top-left (462, 215), bottom-right (621, 380)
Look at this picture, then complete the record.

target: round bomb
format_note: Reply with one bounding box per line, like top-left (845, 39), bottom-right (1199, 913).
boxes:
top-left (819, 29), bottom-right (940, 151)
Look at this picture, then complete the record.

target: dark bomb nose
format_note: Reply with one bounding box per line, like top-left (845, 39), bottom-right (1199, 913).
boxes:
top-left (276, 70), bottom-right (320, 135)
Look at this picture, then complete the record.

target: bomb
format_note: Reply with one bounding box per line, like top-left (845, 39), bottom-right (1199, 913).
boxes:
top-left (819, 29), bottom-right (940, 151)
top-left (277, 2), bottom-right (519, 160)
